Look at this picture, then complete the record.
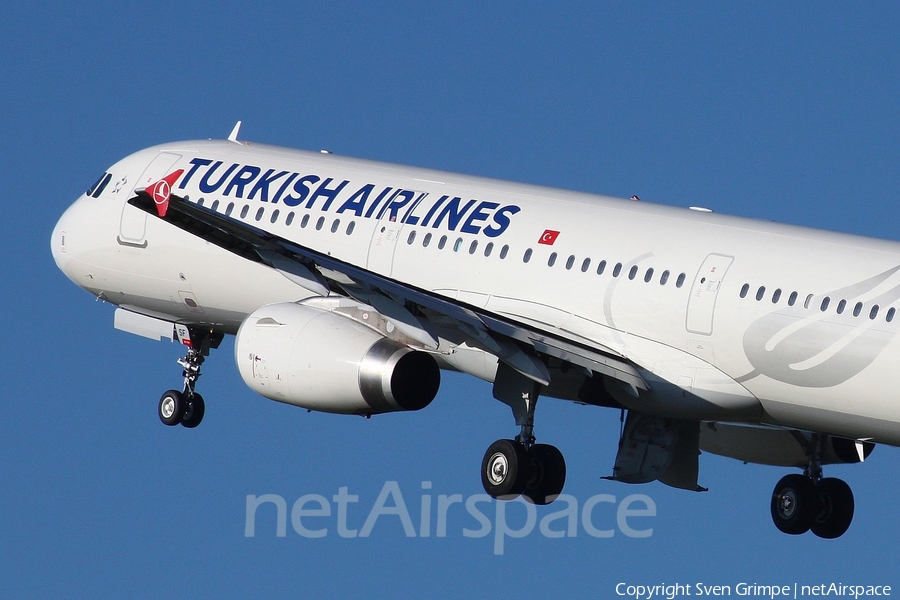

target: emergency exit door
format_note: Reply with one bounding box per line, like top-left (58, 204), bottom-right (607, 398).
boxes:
top-left (685, 253), bottom-right (734, 335)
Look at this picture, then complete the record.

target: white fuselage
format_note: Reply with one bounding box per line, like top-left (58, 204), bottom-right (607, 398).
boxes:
top-left (52, 140), bottom-right (900, 445)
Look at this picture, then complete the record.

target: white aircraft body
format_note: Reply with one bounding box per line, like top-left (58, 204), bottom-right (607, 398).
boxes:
top-left (52, 125), bottom-right (900, 538)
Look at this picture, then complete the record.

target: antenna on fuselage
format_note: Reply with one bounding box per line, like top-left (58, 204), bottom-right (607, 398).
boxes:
top-left (228, 121), bottom-right (243, 144)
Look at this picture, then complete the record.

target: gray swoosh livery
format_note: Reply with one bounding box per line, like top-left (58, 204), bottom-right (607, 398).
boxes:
top-left (739, 265), bottom-right (900, 388)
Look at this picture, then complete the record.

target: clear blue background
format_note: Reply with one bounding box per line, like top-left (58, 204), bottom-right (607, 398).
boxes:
top-left (2, 2), bottom-right (898, 598)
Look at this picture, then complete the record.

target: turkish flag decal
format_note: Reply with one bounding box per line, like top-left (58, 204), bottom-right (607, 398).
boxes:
top-left (538, 229), bottom-right (560, 245)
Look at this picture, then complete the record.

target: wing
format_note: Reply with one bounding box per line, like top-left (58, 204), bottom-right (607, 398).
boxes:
top-left (128, 190), bottom-right (648, 391)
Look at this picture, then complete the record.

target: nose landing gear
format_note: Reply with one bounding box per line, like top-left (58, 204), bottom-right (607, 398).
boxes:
top-left (157, 325), bottom-right (220, 429)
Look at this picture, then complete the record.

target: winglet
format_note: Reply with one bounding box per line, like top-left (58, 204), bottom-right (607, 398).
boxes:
top-left (144, 169), bottom-right (184, 218)
top-left (228, 121), bottom-right (242, 143)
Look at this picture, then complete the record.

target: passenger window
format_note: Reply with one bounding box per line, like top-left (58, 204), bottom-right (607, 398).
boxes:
top-left (438, 235), bottom-right (448, 250)
top-left (887, 307), bottom-right (895, 323)
top-left (660, 270), bottom-right (670, 285)
top-left (597, 260), bottom-right (607, 275)
top-left (197, 197), bottom-right (205, 207)
top-left (628, 265), bottom-right (638, 280)
top-left (316, 217), bottom-right (325, 230)
top-left (407, 231), bottom-right (416, 245)
top-left (870, 305), bottom-right (879, 320)
top-left (836, 299), bottom-right (846, 314)
top-left (469, 240), bottom-right (478, 254)
top-left (301, 214), bottom-right (309, 228)
top-left (644, 268), bottom-right (654, 283)
top-left (524, 248), bottom-right (533, 263)
top-left (484, 242), bottom-right (494, 257)
top-left (331, 219), bottom-right (340, 233)
top-left (453, 237), bottom-right (462, 252)
top-left (853, 302), bottom-right (863, 317)
top-left (212, 200), bottom-right (221, 213)
top-left (804, 294), bottom-right (813, 309)
top-left (286, 212), bottom-right (294, 226)
top-left (740, 284), bottom-right (749, 298)
top-left (270, 209), bottom-right (280, 224)
top-left (581, 258), bottom-right (591, 272)
top-left (346, 221), bottom-right (355, 235)
top-left (756, 286), bottom-right (766, 301)
top-left (423, 233), bottom-right (432, 247)
top-left (500, 245), bottom-right (509, 259)
top-left (566, 255), bottom-right (575, 270)
top-left (240, 205), bottom-right (249, 219)
top-left (788, 291), bottom-right (797, 306)
top-left (548, 252), bottom-right (557, 267)
top-left (613, 263), bottom-right (622, 277)
top-left (676, 273), bottom-right (686, 288)
top-left (821, 297), bottom-right (830, 312)
top-left (772, 289), bottom-right (781, 304)
top-left (255, 207), bottom-right (265, 221)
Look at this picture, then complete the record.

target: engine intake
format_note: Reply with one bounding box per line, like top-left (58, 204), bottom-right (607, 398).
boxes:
top-left (235, 302), bottom-right (440, 415)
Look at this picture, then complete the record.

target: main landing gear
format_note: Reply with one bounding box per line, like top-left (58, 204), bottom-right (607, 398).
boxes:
top-left (157, 325), bottom-right (221, 429)
top-left (482, 438), bottom-right (566, 505)
top-left (770, 434), bottom-right (854, 538)
top-left (481, 364), bottom-right (566, 505)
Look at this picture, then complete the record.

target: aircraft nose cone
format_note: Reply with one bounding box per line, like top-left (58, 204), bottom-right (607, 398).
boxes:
top-left (50, 206), bottom-right (70, 271)
top-left (51, 197), bottom-right (84, 285)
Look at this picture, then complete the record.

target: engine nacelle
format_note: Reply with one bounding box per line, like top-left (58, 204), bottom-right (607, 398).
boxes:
top-left (235, 302), bottom-right (440, 415)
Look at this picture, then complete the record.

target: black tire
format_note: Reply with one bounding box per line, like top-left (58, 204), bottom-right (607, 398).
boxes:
top-left (158, 390), bottom-right (185, 426)
top-left (770, 474), bottom-right (816, 535)
top-left (811, 477), bottom-right (854, 539)
top-left (181, 393), bottom-right (205, 429)
top-left (481, 439), bottom-right (529, 499)
top-left (523, 444), bottom-right (567, 505)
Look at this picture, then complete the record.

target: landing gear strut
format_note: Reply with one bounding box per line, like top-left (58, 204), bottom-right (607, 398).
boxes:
top-left (481, 363), bottom-right (566, 505)
top-left (157, 325), bottom-right (220, 429)
top-left (770, 434), bottom-right (855, 538)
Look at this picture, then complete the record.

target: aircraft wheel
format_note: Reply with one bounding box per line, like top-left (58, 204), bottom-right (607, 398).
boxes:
top-left (811, 477), bottom-right (854, 539)
top-left (522, 444), bottom-right (566, 505)
top-left (181, 393), bottom-right (205, 429)
top-left (481, 439), bottom-right (529, 499)
top-left (771, 474), bottom-right (816, 535)
top-left (158, 390), bottom-right (185, 426)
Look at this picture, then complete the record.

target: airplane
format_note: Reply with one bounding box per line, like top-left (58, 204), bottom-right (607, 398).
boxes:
top-left (51, 122), bottom-right (900, 539)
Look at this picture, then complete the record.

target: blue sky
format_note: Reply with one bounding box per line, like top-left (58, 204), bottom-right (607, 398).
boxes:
top-left (3, 2), bottom-right (900, 598)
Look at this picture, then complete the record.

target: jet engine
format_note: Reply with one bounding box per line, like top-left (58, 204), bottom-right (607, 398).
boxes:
top-left (235, 302), bottom-right (440, 415)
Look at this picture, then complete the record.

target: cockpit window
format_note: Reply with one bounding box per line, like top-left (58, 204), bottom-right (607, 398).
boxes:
top-left (87, 172), bottom-right (112, 197)
top-left (86, 174), bottom-right (105, 195)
